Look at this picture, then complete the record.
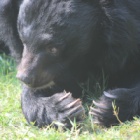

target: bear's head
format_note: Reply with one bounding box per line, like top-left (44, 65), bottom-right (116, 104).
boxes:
top-left (16, 0), bottom-right (97, 89)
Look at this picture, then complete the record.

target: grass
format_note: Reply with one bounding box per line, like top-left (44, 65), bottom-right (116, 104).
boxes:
top-left (0, 54), bottom-right (140, 140)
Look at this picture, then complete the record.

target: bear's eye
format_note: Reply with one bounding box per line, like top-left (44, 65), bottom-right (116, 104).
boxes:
top-left (47, 47), bottom-right (58, 54)
top-left (51, 47), bottom-right (57, 53)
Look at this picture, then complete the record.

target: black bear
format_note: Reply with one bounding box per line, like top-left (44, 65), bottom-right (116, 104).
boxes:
top-left (1, 0), bottom-right (140, 127)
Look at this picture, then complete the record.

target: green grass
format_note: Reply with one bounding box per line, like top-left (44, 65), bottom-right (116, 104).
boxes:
top-left (0, 54), bottom-right (140, 140)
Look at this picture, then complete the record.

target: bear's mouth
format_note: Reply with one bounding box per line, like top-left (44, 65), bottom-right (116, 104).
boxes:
top-left (23, 81), bottom-right (55, 90)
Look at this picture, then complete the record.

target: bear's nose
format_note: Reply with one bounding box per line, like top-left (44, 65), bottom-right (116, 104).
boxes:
top-left (16, 73), bottom-right (34, 87)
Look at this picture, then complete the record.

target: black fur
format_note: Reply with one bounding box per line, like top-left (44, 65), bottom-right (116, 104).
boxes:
top-left (0, 0), bottom-right (140, 127)
top-left (0, 41), bottom-right (9, 54)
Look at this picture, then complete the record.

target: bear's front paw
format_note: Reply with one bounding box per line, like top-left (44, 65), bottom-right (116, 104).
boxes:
top-left (35, 92), bottom-right (85, 127)
top-left (89, 91), bottom-right (122, 127)
top-left (89, 89), bottom-right (138, 127)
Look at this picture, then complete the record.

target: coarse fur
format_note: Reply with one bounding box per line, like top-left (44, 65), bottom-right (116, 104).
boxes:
top-left (0, 0), bottom-right (140, 127)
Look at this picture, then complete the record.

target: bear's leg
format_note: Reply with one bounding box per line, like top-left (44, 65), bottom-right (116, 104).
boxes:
top-left (21, 86), bottom-right (85, 127)
top-left (89, 86), bottom-right (140, 127)
top-left (0, 0), bottom-right (23, 61)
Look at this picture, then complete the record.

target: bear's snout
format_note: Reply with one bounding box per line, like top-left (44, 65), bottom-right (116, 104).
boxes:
top-left (16, 72), bottom-right (35, 87)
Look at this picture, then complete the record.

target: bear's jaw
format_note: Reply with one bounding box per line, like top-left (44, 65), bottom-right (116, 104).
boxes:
top-left (23, 81), bottom-right (55, 90)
